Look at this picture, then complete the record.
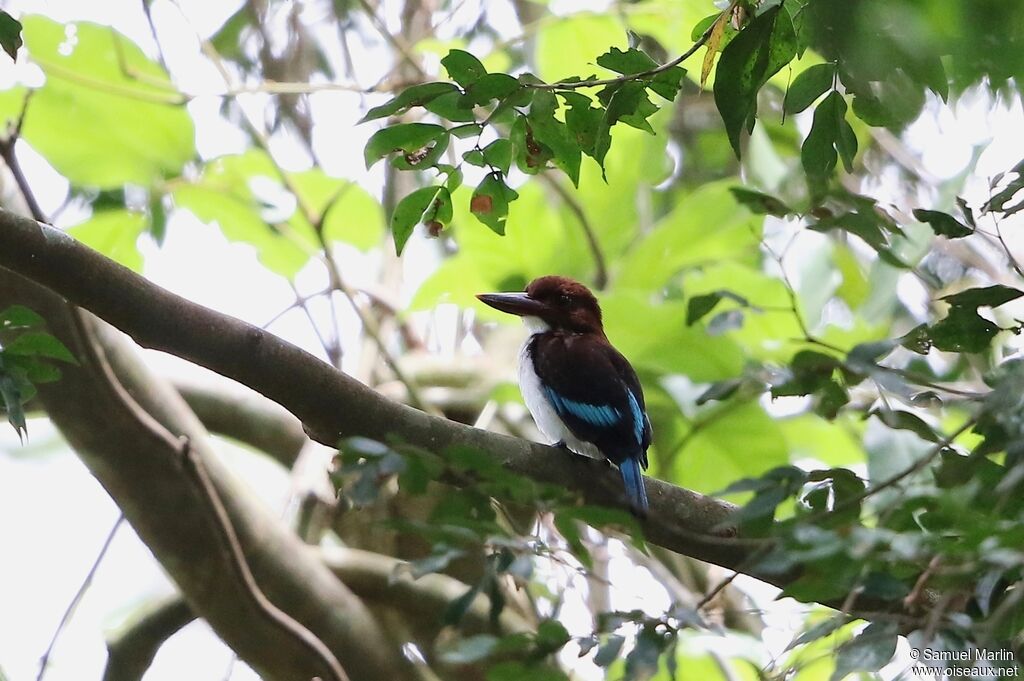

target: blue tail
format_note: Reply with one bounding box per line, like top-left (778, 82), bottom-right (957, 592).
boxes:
top-left (619, 457), bottom-right (648, 516)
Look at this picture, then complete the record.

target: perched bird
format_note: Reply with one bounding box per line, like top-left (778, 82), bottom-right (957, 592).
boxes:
top-left (477, 275), bottom-right (652, 515)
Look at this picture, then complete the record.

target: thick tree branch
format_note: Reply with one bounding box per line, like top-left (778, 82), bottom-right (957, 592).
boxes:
top-left (0, 265), bottom-right (419, 681)
top-left (175, 377), bottom-right (308, 467)
top-left (103, 597), bottom-right (195, 681)
top-left (102, 548), bottom-right (530, 681)
top-left (0, 209), bottom-right (776, 586)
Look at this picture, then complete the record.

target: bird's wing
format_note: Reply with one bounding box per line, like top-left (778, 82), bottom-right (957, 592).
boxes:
top-left (529, 332), bottom-right (650, 467)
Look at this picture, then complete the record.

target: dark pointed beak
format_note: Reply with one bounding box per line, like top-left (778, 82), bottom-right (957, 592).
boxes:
top-left (476, 292), bottom-right (549, 317)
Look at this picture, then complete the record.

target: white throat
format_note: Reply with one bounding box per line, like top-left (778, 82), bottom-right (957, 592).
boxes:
top-left (522, 315), bottom-right (551, 335)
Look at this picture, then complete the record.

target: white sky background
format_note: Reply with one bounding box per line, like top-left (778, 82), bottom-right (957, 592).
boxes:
top-left (0, 0), bottom-right (1022, 680)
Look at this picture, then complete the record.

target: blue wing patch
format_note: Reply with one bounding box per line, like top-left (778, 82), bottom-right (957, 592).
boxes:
top-left (544, 387), bottom-right (621, 428)
top-left (626, 389), bottom-right (645, 445)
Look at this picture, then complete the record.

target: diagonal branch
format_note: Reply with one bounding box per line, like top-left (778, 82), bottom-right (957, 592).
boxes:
top-left (0, 207), bottom-right (921, 618)
top-left (0, 208), bottom-right (746, 567)
top-left (0, 263), bottom-right (419, 681)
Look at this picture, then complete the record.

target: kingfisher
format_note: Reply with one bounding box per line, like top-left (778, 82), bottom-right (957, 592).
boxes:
top-left (477, 275), bottom-right (652, 515)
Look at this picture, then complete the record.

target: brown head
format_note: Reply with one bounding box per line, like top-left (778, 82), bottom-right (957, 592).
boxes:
top-left (477, 275), bottom-right (604, 334)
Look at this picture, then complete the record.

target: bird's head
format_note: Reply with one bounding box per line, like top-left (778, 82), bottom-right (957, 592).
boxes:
top-left (477, 275), bottom-right (604, 334)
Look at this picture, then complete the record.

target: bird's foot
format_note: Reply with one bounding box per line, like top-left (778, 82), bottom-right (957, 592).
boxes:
top-left (552, 440), bottom-right (571, 451)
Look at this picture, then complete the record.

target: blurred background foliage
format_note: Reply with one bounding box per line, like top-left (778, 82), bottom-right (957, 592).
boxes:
top-left (2, 0), bottom-right (1024, 680)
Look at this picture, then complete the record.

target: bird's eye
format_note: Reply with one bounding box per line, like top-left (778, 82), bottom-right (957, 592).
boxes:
top-left (559, 294), bottom-right (573, 307)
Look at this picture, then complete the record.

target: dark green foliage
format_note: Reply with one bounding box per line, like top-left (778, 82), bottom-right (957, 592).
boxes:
top-left (713, 5), bottom-right (796, 157)
top-left (913, 208), bottom-right (973, 238)
top-left (0, 11), bottom-right (22, 61)
top-left (0, 305), bottom-right (76, 439)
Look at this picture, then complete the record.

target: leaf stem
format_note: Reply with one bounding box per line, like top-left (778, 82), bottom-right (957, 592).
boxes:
top-left (526, 19), bottom-right (720, 91)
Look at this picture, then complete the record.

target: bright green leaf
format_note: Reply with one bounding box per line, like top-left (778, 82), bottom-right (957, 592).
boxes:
top-left (20, 16), bottom-right (194, 187)
top-left (391, 186), bottom-right (452, 254)
top-left (359, 82), bottom-right (460, 123)
top-left (441, 49), bottom-right (486, 87)
top-left (364, 123), bottom-right (449, 169)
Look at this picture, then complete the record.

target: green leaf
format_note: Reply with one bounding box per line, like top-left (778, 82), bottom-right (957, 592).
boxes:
top-left (913, 208), bottom-right (973, 238)
top-left (942, 285), bottom-right (1023, 308)
top-left (687, 292), bottom-right (724, 326)
top-left (786, 616), bottom-right (851, 651)
top-left (802, 91), bottom-right (852, 197)
top-left (830, 622), bottom-right (898, 681)
top-left (364, 123), bottom-right (449, 169)
top-left (649, 66), bottom-right (687, 101)
top-left (0, 305), bottom-right (44, 330)
top-left (0, 369), bottom-right (26, 440)
top-left (534, 620), bottom-right (571, 654)
top-left (481, 139), bottom-right (513, 175)
top-left (730, 187), bottom-right (792, 216)
top-left (470, 174), bottom-right (518, 235)
top-left (6, 355), bottom-right (62, 384)
top-left (784, 63), bottom-right (835, 114)
top-left (464, 73), bottom-right (520, 105)
top-left (928, 307), bottom-right (1000, 353)
top-left (527, 91), bottom-right (582, 186)
top-left (535, 13), bottom-right (625, 84)
top-left (171, 152), bottom-right (314, 278)
top-left (359, 82), bottom-right (460, 123)
top-left (593, 635), bottom-right (625, 667)
top-left (510, 116), bottom-right (553, 175)
top-left (869, 408), bottom-right (941, 443)
top-left (441, 49), bottom-right (486, 87)
top-left (438, 635), bottom-right (498, 664)
top-left (594, 81), bottom-right (656, 172)
top-left (562, 93), bottom-right (601, 157)
top-left (2, 331), bottom-right (75, 363)
top-left (289, 170), bottom-right (384, 251)
top-left (68, 210), bottom-right (147, 272)
top-left (421, 91), bottom-right (477, 122)
top-left (713, 5), bottom-right (797, 157)
top-left (596, 46), bottom-right (657, 75)
top-left (390, 186), bottom-right (452, 254)
top-left (19, 16), bottom-right (194, 188)
top-left (0, 11), bottom-right (23, 61)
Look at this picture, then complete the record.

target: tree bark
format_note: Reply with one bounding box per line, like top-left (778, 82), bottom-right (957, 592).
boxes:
top-left (0, 210), bottom-right (753, 579)
top-left (0, 264), bottom-right (418, 681)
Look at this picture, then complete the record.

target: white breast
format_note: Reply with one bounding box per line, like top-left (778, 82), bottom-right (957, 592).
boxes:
top-left (517, 318), bottom-right (603, 460)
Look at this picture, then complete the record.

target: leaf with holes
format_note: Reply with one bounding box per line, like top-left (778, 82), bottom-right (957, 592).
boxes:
top-left (470, 174), bottom-right (518, 235)
top-left (528, 91), bottom-right (581, 186)
top-left (390, 186), bottom-right (452, 254)
top-left (364, 123), bottom-right (449, 169)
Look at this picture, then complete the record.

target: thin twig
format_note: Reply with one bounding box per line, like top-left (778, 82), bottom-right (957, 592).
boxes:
top-left (541, 175), bottom-right (608, 289)
top-left (527, 20), bottom-right (719, 91)
top-left (199, 38), bottom-right (435, 412)
top-left (2, 102), bottom-right (346, 681)
top-left (827, 419), bottom-right (974, 518)
top-left (0, 92), bottom-right (44, 221)
top-left (37, 515), bottom-right (125, 681)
